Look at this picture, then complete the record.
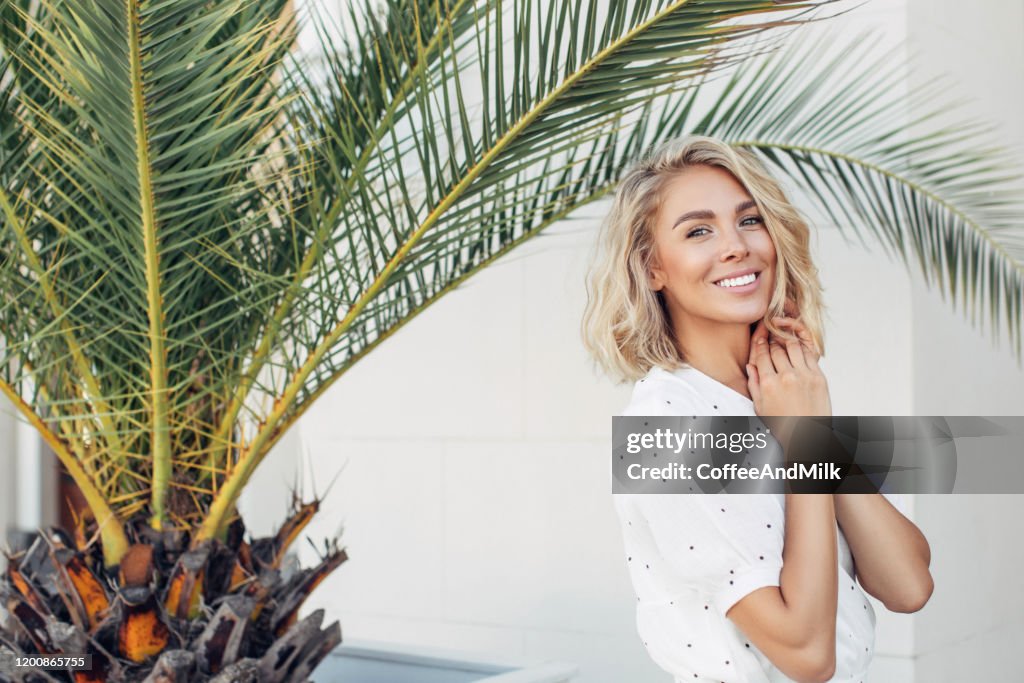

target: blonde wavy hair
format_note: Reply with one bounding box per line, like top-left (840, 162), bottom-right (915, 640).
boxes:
top-left (581, 135), bottom-right (825, 383)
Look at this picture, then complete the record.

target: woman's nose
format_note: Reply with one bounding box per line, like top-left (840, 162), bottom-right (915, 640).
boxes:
top-left (720, 227), bottom-right (750, 260)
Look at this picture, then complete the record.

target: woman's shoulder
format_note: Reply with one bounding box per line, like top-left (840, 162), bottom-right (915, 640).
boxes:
top-left (621, 365), bottom-right (709, 416)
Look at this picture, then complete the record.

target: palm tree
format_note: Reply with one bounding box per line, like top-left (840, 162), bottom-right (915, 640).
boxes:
top-left (0, 0), bottom-right (1019, 680)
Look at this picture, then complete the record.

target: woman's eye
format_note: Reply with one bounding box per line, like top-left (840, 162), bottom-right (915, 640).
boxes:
top-left (686, 227), bottom-right (710, 238)
top-left (740, 215), bottom-right (764, 227)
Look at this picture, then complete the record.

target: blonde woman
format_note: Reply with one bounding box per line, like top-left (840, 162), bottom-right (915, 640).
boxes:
top-left (583, 137), bottom-right (932, 683)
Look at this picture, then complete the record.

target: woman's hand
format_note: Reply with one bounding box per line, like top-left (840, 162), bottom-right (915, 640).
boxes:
top-left (746, 316), bottom-right (831, 418)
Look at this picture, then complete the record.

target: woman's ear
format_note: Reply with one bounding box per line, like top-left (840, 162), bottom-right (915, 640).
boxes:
top-left (647, 253), bottom-right (666, 292)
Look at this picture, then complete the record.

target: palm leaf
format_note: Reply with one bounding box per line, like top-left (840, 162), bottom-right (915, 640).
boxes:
top-left (2, 0), bottom-right (303, 544)
top-left (194, 0), bottom-right (833, 541)
top-left (666, 31), bottom-right (1023, 355)
top-left (4, 0), bottom-right (1018, 566)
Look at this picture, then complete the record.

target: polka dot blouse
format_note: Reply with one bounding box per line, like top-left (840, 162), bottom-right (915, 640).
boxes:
top-left (614, 365), bottom-right (907, 683)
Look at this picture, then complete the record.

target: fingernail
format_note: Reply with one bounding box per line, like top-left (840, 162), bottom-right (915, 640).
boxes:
top-left (757, 338), bottom-right (766, 344)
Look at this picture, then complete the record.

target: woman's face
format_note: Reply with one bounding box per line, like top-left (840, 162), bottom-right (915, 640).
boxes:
top-left (648, 164), bottom-right (777, 328)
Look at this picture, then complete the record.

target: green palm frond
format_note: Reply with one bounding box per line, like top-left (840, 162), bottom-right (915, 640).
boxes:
top-left (3, 0), bottom-right (1019, 569)
top-left (194, 0), bottom-right (831, 542)
top-left (2, 0), bottom-right (302, 543)
top-left (669, 31), bottom-right (1024, 352)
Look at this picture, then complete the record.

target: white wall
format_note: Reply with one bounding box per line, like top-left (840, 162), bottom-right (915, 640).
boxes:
top-left (0, 392), bottom-right (50, 553)
top-left (240, 1), bottom-right (1023, 681)
top-left (0, 393), bottom-right (16, 558)
top-left (906, 0), bottom-right (1024, 414)
top-left (905, 1), bottom-right (1024, 681)
top-left (243, 212), bottom-right (924, 682)
top-left (244, 217), bottom-right (664, 681)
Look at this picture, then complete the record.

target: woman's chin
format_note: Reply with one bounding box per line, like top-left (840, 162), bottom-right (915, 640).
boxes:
top-left (677, 301), bottom-right (770, 327)
top-left (718, 304), bottom-right (770, 325)
top-left (699, 314), bottom-right (766, 327)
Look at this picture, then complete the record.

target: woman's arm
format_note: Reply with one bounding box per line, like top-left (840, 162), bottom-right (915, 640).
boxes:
top-left (768, 314), bottom-right (933, 613)
top-left (833, 494), bottom-right (933, 613)
top-left (727, 321), bottom-right (838, 683)
top-left (727, 494), bottom-right (838, 683)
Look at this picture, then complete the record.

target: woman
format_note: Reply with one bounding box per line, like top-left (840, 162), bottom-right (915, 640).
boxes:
top-left (582, 136), bottom-right (933, 683)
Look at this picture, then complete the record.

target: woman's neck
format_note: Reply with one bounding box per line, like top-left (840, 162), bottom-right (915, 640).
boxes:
top-left (675, 318), bottom-right (755, 399)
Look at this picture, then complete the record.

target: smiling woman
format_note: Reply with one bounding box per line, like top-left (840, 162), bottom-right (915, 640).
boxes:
top-left (649, 165), bottom-right (780, 386)
top-left (582, 137), bottom-right (932, 683)
top-left (582, 136), bottom-right (826, 391)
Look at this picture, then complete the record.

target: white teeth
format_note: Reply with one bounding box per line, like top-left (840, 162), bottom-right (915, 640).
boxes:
top-left (715, 273), bottom-right (757, 288)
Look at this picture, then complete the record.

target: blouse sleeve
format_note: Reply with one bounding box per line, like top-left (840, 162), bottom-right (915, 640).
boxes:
top-left (634, 493), bottom-right (785, 616)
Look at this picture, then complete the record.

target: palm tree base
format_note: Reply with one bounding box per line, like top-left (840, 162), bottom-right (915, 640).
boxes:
top-left (0, 506), bottom-right (343, 683)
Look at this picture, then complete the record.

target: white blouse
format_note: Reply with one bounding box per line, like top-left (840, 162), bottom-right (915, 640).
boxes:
top-left (614, 365), bottom-right (906, 683)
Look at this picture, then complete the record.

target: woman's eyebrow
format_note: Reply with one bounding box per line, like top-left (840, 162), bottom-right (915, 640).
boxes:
top-left (671, 209), bottom-right (714, 229)
top-left (671, 199), bottom-right (758, 229)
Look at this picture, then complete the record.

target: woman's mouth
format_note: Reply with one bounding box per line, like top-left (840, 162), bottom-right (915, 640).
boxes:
top-left (713, 271), bottom-right (760, 293)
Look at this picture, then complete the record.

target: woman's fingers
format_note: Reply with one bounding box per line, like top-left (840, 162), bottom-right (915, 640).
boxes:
top-left (746, 363), bottom-right (762, 406)
top-left (750, 318), bottom-right (769, 346)
top-left (749, 309), bottom-right (833, 418)
top-left (773, 316), bottom-right (820, 363)
top-left (749, 321), bottom-right (777, 377)
top-left (773, 316), bottom-right (810, 340)
top-left (768, 339), bottom-right (793, 372)
top-left (780, 337), bottom-right (807, 369)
